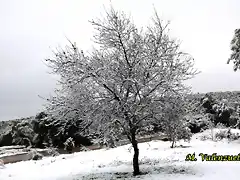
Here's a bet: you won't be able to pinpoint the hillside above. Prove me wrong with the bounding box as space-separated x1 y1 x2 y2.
1 91 240 150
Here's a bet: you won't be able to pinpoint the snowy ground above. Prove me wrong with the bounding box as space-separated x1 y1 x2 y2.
1 129 240 180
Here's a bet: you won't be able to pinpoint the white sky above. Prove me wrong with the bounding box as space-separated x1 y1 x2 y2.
0 0 240 120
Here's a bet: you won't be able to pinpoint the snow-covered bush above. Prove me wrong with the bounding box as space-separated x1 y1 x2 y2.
200 128 240 141
177 126 192 142
199 94 235 127
45 148 59 157
213 102 232 126
31 152 43 160
200 134 211 141
215 123 227 129
64 137 75 153
215 129 240 141
187 114 210 133
79 145 90 151
214 130 227 140
32 115 92 148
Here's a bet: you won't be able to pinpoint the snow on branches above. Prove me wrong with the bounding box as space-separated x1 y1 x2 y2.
44 7 198 175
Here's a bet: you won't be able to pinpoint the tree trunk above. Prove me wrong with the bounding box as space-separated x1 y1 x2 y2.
171 139 175 148
171 136 175 148
131 132 140 176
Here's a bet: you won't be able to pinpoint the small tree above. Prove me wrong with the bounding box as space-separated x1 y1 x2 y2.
161 96 192 148
207 120 215 141
227 29 240 71
44 7 198 175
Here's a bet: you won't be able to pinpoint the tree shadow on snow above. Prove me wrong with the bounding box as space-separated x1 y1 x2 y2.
70 163 197 180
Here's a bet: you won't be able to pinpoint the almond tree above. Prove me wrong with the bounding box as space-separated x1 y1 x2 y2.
44 7 198 176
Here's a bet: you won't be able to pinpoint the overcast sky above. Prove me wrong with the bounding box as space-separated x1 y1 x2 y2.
0 0 240 120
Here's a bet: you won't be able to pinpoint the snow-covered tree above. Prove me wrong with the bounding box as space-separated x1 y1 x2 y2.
44 7 198 175
161 96 192 148
227 29 240 71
